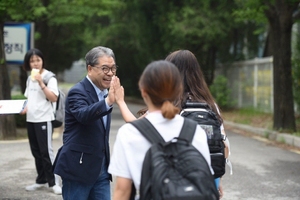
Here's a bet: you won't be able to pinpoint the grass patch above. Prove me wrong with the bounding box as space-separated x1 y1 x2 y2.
59 82 74 89
222 108 273 130
264 132 270 138
292 131 300 137
278 136 286 144
222 108 300 135
296 115 300 135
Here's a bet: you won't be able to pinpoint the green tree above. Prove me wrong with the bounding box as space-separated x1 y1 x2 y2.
93 0 250 91
210 75 233 109
0 0 43 139
152 0 235 84
0 0 116 139
85 0 166 96
292 27 300 111
33 0 117 73
234 0 300 132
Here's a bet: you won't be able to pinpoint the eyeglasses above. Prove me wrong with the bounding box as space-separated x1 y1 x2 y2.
92 65 118 74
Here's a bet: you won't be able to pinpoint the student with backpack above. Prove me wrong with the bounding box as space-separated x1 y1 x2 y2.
20 48 62 194
165 50 231 198
43 71 66 128
108 60 219 200
113 50 231 199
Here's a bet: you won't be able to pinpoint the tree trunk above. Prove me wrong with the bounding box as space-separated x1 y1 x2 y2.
206 46 217 86
265 1 297 132
0 22 17 139
19 65 28 94
263 27 273 57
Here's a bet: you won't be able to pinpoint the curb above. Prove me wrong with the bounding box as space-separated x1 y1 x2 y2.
123 98 300 149
225 121 300 149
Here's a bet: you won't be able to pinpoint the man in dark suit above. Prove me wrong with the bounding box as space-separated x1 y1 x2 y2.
54 46 120 200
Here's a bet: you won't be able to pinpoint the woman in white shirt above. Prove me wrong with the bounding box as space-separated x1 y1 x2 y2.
165 50 230 197
108 60 213 200
21 48 61 194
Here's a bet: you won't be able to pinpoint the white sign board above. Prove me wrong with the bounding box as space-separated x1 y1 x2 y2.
4 23 34 64
0 100 27 114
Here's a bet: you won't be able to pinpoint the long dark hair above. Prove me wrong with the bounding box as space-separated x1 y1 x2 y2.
165 50 223 123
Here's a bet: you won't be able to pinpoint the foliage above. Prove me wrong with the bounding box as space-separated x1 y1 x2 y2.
232 0 299 131
292 21 300 112
3 0 45 21
232 0 268 24
1 0 119 74
1 0 299 132
150 0 244 84
32 0 119 73
209 75 234 109
292 57 300 109
84 0 166 96
89 0 262 95
222 107 273 130
1 0 266 97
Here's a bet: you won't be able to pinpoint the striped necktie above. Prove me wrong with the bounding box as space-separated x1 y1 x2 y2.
98 91 107 128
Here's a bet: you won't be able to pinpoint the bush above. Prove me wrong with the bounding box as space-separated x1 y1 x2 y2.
209 75 234 109
292 58 300 113
12 94 27 128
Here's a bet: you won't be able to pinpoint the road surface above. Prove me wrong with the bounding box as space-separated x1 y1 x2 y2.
0 102 299 200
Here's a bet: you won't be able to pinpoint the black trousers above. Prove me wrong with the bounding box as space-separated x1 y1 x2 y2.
27 121 55 187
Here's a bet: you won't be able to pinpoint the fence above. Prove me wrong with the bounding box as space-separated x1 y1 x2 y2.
216 56 274 113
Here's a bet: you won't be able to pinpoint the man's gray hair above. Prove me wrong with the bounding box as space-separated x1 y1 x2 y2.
85 46 115 69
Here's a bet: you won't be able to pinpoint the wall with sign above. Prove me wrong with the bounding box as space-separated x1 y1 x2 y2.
4 23 34 64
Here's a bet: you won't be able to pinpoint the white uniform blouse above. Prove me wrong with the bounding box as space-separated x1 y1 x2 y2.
24 69 59 122
108 112 213 190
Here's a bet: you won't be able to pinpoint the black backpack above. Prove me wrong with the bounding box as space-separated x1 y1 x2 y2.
130 117 219 200
180 102 226 178
43 71 66 128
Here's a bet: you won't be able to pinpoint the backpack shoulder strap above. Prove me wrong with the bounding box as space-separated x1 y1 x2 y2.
26 76 30 86
130 118 165 144
178 118 198 143
43 71 56 85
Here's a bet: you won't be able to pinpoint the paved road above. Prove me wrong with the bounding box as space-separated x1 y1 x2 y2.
222 130 300 200
0 102 300 200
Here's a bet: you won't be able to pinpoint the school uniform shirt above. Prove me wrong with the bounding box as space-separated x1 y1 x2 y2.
108 111 213 190
24 69 59 122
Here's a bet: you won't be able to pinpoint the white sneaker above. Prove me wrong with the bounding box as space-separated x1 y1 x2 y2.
52 184 62 195
25 183 47 191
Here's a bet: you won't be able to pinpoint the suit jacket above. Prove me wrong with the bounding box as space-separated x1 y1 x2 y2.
54 77 112 184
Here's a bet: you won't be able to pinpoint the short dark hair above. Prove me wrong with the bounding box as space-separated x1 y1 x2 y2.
23 48 45 71
85 46 115 69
